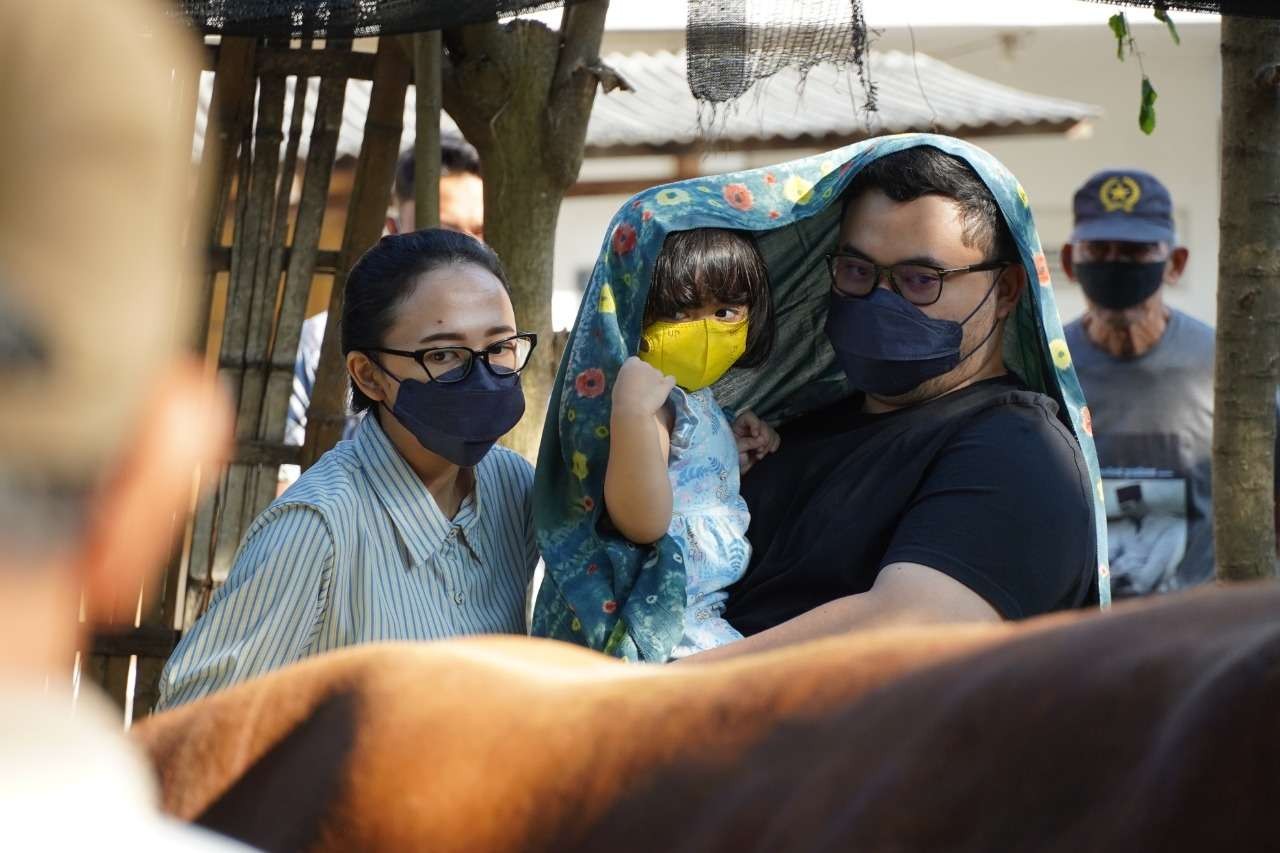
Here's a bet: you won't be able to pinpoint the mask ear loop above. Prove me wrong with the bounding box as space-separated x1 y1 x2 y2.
355 352 409 430
953 266 1011 366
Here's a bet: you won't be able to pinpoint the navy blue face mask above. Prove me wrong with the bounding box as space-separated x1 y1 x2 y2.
376 361 525 468
1073 261 1165 310
824 276 1003 398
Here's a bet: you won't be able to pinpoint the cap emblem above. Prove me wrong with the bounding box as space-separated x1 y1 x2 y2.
1099 176 1142 213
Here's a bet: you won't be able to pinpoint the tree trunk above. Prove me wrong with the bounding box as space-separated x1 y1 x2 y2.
443 2 611 459
1214 15 1280 581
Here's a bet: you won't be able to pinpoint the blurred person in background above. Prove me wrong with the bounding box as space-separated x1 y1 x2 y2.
1061 169 1280 598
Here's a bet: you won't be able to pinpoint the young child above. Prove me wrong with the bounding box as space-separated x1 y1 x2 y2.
605 228 780 660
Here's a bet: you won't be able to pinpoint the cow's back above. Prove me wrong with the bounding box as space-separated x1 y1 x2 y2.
573 583 1280 852
135 622 1010 851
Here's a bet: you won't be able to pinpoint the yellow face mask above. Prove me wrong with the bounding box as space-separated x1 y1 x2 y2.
637 317 748 391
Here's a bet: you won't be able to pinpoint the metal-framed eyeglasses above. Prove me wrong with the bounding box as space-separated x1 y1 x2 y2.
364 332 538 382
826 252 1013 307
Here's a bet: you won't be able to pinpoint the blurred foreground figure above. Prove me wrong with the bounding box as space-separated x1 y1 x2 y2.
0 0 241 848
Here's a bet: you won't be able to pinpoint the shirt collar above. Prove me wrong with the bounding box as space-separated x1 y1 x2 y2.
353 414 465 571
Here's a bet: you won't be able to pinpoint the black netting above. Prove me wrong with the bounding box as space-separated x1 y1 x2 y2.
1079 0 1279 18
686 0 874 108
176 0 589 38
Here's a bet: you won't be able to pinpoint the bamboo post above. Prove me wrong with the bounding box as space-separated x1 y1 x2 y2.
252 39 353 514
242 53 312 514
185 43 285 621
230 65 288 485
184 42 260 628
212 61 288 585
414 32 442 229
193 39 257 351
302 38 411 468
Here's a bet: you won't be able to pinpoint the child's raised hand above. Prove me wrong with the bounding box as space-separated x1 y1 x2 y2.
732 409 781 475
612 356 676 418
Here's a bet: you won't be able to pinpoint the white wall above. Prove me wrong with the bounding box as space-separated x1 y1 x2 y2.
550 19 1222 330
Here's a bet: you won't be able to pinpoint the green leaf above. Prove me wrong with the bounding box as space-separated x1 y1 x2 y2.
1154 5 1182 45
1139 76 1158 134
1109 13 1129 60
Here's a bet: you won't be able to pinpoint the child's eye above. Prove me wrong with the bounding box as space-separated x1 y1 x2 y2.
714 306 745 321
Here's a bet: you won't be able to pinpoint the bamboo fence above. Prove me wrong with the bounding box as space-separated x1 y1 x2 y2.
84 33 423 724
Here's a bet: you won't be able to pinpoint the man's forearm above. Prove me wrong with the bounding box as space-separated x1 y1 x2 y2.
677 594 889 664
677 563 1001 664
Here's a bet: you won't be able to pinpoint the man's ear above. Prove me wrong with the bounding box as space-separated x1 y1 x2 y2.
1060 243 1077 282
995 264 1027 320
1165 246 1190 285
347 351 388 407
79 358 231 624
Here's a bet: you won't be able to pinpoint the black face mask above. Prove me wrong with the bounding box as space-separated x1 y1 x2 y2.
823 276 1002 398
376 361 525 468
1074 261 1165 310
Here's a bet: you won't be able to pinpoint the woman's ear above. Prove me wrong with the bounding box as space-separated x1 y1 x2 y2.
995 264 1027 320
347 351 389 406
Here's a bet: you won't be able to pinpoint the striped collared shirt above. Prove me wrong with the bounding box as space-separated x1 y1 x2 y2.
157 415 537 710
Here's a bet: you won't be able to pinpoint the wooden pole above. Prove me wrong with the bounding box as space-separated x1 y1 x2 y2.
1214 15 1280 581
192 39 257 351
255 40 352 498
184 43 260 627
210 61 288 585
414 32 443 229
243 57 311 515
302 38 411 468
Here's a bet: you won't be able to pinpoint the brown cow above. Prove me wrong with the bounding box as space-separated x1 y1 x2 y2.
573 582 1280 853
136 583 1280 852
137 621 1011 850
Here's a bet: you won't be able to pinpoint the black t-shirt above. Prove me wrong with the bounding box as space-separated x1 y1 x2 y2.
723 376 1098 635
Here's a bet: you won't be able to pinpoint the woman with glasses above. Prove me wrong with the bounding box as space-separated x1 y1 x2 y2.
157 229 540 709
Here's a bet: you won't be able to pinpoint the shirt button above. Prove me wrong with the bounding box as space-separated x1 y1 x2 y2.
453 590 465 605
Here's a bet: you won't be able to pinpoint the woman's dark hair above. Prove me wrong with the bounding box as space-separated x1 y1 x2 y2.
341 228 509 413
842 146 1019 263
645 228 775 369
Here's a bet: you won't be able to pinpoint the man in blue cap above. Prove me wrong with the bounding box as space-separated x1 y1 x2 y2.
1062 169 1278 596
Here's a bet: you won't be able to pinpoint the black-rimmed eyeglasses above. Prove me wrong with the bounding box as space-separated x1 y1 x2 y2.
364 332 538 383
826 253 1012 307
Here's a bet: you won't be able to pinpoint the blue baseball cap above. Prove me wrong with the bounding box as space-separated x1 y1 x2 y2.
1070 169 1176 244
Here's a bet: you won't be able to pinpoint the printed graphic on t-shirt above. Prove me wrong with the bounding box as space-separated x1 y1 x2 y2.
1101 468 1188 597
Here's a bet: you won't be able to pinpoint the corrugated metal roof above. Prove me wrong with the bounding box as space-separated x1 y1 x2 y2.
584 50 1100 155
194 48 1098 161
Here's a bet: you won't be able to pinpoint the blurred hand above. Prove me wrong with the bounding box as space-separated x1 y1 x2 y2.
733 409 781 475
612 357 676 418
